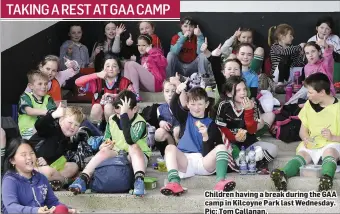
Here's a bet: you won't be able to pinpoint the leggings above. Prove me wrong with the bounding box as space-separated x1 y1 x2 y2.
124 61 155 94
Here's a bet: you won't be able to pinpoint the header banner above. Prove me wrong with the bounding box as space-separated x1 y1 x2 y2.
1 0 180 19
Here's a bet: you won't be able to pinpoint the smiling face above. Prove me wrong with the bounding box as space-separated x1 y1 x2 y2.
187 98 209 118
237 46 254 67
69 26 82 43
40 60 58 81
28 76 48 99
228 81 248 104
317 23 331 39
139 21 154 36
224 61 241 78
10 143 37 177
137 38 151 55
304 45 321 64
59 115 81 137
163 82 176 104
105 22 117 40
238 31 253 44
104 58 120 78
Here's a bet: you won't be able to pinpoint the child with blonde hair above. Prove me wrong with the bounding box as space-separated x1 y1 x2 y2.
139 21 162 50
29 105 86 191
18 71 56 140
25 55 79 101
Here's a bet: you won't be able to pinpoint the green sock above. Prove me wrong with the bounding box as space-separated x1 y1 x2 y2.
250 55 264 74
282 155 306 178
216 151 228 182
322 156 337 178
168 169 180 184
231 145 240 160
256 124 269 137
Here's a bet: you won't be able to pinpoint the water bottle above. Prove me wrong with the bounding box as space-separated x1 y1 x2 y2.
285 85 293 102
247 146 257 175
239 146 248 175
293 71 302 93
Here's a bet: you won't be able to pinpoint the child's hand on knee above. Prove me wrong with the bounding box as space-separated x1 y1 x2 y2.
159 121 171 132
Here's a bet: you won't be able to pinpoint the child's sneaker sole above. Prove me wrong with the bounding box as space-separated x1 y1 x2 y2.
50 180 63 191
223 181 236 192
319 175 333 191
69 187 82 195
161 187 187 196
271 169 287 191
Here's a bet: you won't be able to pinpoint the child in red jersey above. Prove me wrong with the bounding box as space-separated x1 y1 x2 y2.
166 17 210 80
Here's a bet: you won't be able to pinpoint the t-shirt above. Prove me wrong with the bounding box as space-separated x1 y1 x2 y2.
296 98 340 151
242 70 258 88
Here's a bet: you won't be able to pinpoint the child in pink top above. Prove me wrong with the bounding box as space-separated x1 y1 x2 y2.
124 34 167 101
286 39 335 105
304 39 335 95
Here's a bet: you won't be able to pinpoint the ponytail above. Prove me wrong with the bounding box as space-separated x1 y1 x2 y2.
268 26 277 47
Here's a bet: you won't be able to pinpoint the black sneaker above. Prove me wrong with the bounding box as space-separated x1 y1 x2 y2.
319 174 333 191
271 169 288 191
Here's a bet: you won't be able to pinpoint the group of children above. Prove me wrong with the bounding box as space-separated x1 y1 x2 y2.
1 15 340 213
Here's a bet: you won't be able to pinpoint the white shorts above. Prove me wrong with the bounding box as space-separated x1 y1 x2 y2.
297 143 340 166
178 153 215 179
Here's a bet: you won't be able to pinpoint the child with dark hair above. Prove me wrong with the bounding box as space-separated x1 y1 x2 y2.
75 53 132 124
215 76 278 174
60 23 89 69
272 73 340 192
160 80 235 196
166 17 210 80
1 138 76 214
124 34 167 101
139 21 162 50
286 40 335 104
69 90 151 196
308 16 340 61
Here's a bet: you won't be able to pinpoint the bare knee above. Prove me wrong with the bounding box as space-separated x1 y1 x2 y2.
322 148 340 160
129 144 142 154
165 144 177 154
104 104 114 119
98 147 114 159
297 151 312 164
155 128 169 141
64 162 79 174
254 47 264 57
227 53 237 60
39 166 58 180
215 144 227 152
90 104 103 122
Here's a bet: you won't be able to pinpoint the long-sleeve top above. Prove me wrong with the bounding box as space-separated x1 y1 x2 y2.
221 35 235 58
170 92 223 156
2 171 62 214
60 40 89 69
170 32 204 63
308 34 340 60
141 48 167 91
90 38 122 64
215 98 260 149
29 111 70 165
304 46 336 95
270 43 305 74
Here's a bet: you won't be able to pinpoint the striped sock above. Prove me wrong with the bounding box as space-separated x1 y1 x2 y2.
322 156 337 178
216 151 228 182
167 169 180 184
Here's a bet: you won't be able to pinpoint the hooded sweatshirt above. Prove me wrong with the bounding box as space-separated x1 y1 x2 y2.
1 170 61 214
